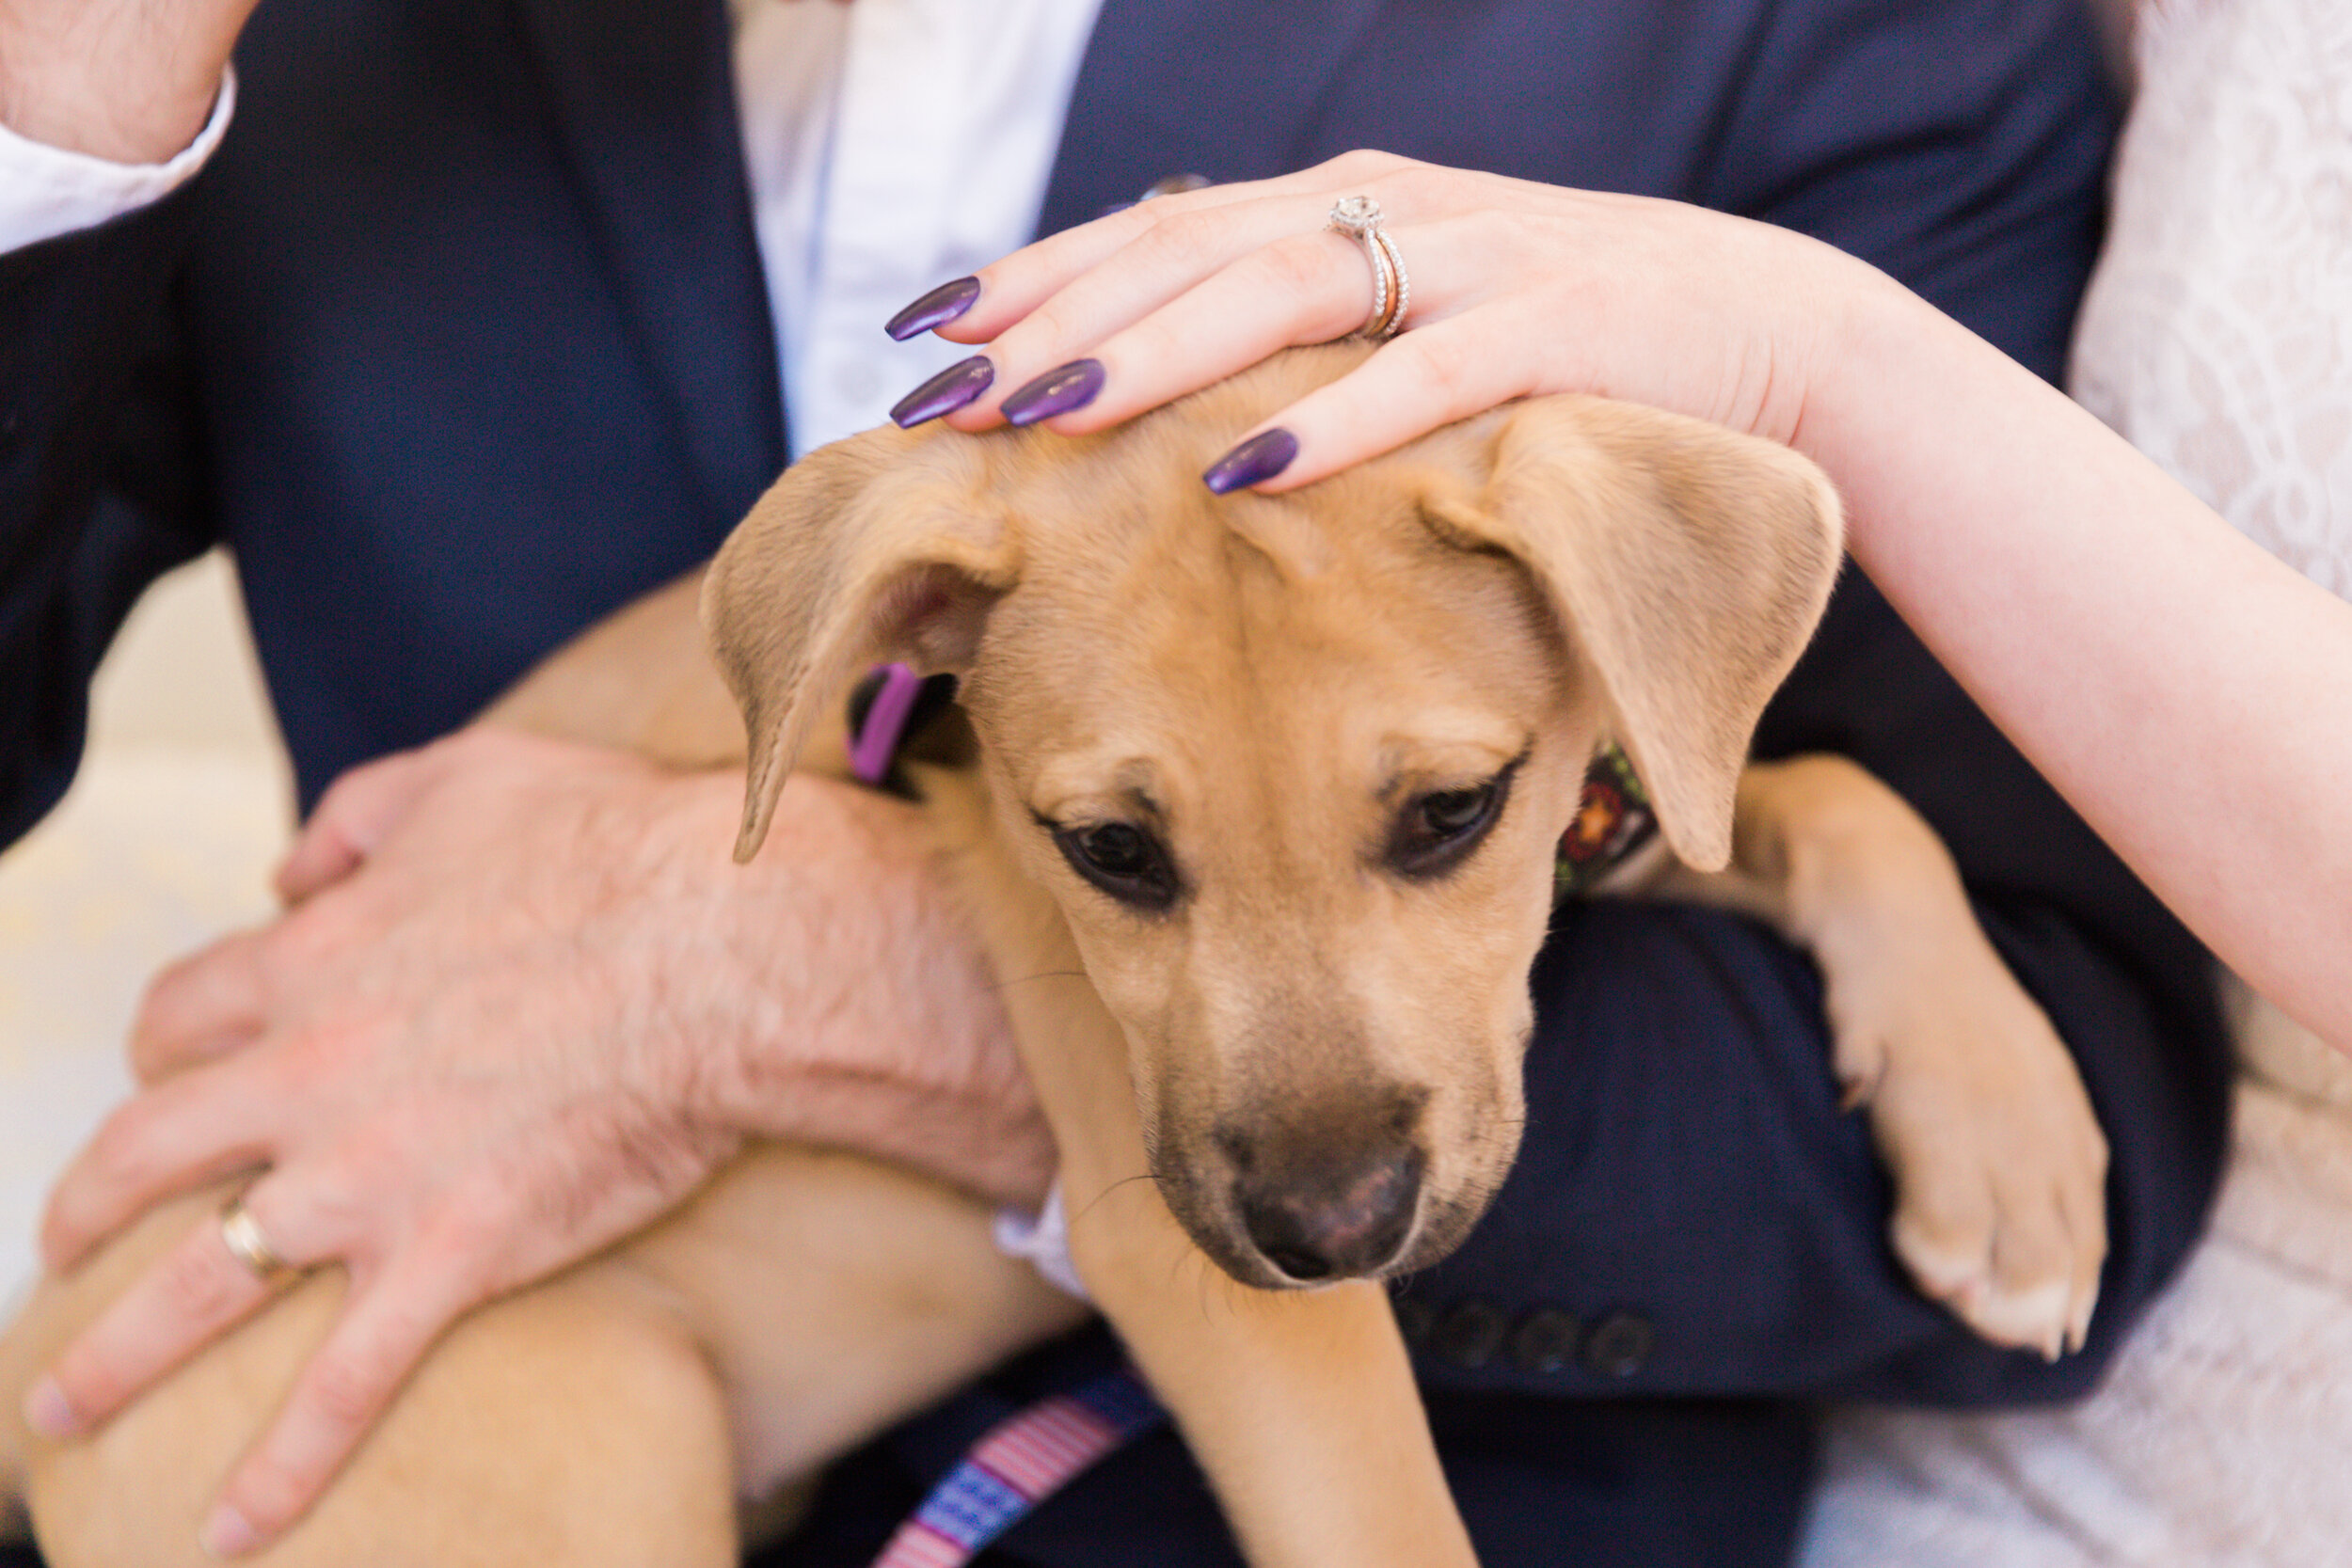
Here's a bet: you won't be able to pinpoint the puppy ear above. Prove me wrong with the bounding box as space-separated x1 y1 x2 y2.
1422 396 1843 870
701 426 1016 862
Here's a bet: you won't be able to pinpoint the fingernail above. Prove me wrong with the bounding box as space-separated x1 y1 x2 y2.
200 1503 262 1559
1202 428 1299 494
883 276 981 341
999 358 1105 427
22 1376 81 1438
889 356 994 428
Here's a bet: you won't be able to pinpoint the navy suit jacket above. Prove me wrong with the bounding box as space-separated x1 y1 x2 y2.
0 1 2228 1561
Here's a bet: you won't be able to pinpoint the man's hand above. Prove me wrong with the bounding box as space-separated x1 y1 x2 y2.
0 0 255 162
20 725 1050 1556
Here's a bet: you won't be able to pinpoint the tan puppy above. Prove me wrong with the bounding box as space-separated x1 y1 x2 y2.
2 345 2106 1565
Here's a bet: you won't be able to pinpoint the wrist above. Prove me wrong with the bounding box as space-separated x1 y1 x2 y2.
0 8 248 164
654 768 1050 1206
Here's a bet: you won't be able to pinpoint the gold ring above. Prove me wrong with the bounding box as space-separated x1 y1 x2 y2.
1326 196 1411 341
220 1196 303 1289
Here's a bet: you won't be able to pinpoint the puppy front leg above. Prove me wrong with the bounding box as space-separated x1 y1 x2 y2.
961 859 1475 1568
1650 753 2107 1356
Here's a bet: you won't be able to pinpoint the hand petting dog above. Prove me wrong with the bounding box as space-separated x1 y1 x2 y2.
901 151 2352 1055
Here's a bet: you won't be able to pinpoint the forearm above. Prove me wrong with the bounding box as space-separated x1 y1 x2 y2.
1806 269 2352 1049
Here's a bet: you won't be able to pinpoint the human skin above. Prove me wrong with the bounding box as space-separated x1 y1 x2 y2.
23 720 1055 1557
912 150 2352 1055
0 0 252 162
28 142 2351 1556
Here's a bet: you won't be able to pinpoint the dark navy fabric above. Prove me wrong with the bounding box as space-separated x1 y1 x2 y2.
0 0 2229 1564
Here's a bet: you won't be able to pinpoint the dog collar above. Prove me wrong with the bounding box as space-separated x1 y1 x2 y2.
847 662 962 794
1555 744 1657 899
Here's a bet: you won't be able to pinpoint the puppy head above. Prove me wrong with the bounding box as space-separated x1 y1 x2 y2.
705 345 1841 1287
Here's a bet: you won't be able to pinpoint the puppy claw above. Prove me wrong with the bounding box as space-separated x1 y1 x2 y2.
1946 1275 2074 1356
2067 1280 2100 1354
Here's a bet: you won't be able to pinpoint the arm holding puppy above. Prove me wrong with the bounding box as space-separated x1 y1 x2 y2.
922 156 2352 1051
25 570 1057 1555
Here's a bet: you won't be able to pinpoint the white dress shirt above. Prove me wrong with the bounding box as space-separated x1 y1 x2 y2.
0 0 1106 456
0 77 237 254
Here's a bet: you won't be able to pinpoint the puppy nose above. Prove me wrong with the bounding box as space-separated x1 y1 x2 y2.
1236 1149 1423 1282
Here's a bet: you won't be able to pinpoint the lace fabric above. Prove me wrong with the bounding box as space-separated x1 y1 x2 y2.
1803 4 2352 1562
2070 0 2352 596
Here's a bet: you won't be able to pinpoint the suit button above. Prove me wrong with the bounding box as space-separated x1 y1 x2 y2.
1507 1307 1582 1373
1393 1295 1438 1351
1431 1299 1508 1370
1581 1311 1656 1379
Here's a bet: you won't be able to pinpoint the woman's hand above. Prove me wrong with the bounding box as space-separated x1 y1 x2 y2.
887 150 1885 492
22 726 1049 1557
897 160 2352 1060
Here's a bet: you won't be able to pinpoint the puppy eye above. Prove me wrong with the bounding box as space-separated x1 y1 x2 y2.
1420 786 1492 837
1390 768 1514 879
1052 820 1182 911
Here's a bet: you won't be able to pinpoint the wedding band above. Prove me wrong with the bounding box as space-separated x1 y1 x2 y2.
220 1196 303 1289
1326 196 1411 341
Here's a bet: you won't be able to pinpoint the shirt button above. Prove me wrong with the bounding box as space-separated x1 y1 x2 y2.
1581 1310 1657 1380
1507 1307 1582 1374
1430 1299 1508 1370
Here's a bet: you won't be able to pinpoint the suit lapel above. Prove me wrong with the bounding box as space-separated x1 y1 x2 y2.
1038 0 1391 236
513 0 785 523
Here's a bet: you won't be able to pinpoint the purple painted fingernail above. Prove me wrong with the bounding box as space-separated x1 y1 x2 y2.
1202 428 1300 494
23 1375 81 1438
890 356 995 428
884 276 981 341
999 358 1106 427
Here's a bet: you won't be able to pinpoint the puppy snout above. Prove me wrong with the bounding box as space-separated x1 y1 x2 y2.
1235 1148 1424 1282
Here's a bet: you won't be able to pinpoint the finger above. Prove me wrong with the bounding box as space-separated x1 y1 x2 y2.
959 216 1398 439
951 203 1538 456
23 1187 306 1438
199 1258 472 1558
944 196 1354 430
1197 307 1546 492
274 746 441 904
938 150 1422 343
128 927 273 1083
40 1061 279 1270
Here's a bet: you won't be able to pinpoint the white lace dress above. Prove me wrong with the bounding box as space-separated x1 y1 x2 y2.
1800 1 2352 1561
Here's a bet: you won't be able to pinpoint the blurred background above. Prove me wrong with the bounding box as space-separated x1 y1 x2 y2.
0 549 290 1305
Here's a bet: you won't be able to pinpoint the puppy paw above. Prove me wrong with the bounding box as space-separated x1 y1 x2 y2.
1834 958 2108 1360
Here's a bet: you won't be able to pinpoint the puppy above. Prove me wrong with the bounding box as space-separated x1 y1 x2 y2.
2 344 2106 1565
